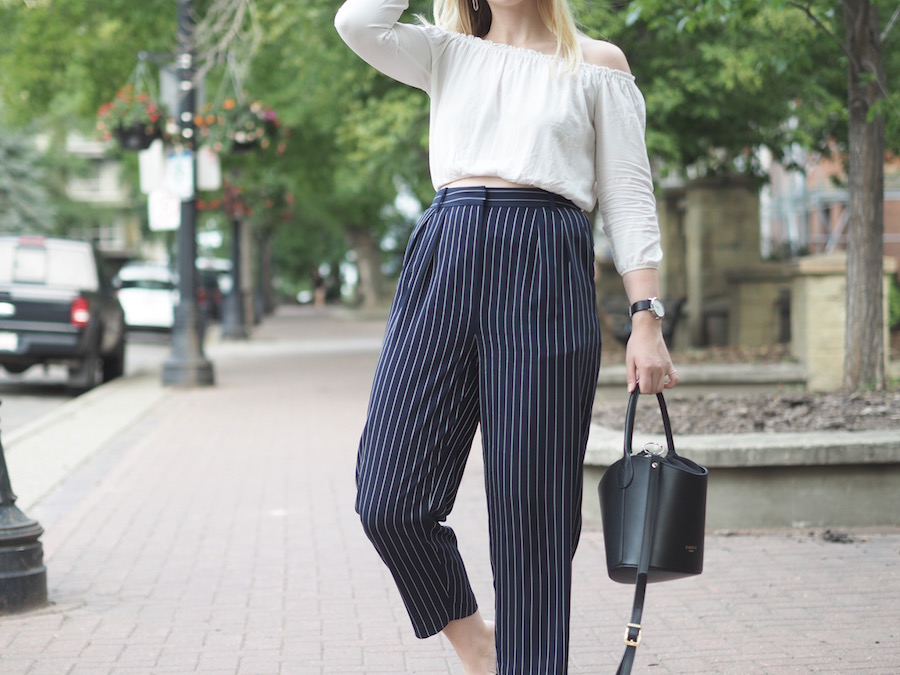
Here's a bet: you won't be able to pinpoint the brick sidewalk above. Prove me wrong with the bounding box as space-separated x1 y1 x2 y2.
1 306 898 673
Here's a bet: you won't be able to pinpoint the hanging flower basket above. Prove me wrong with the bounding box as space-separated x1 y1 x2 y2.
195 98 281 155
97 84 168 151
113 122 163 151
230 132 261 153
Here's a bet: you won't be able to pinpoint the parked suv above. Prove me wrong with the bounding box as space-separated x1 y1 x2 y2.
0 235 127 391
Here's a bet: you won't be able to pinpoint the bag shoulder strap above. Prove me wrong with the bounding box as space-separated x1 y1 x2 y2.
615 453 661 675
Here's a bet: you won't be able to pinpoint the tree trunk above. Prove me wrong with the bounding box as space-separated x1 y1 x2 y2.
842 0 886 391
346 227 386 309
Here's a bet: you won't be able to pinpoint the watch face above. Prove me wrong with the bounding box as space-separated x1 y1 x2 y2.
650 298 665 318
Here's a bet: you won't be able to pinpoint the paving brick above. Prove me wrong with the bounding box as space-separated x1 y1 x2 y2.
29 661 78 675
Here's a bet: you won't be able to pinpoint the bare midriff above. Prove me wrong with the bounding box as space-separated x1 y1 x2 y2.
442 176 534 190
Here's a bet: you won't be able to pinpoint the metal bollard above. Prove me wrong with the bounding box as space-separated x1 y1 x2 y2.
0 401 48 614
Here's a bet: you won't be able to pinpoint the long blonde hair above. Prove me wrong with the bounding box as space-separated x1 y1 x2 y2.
431 0 581 69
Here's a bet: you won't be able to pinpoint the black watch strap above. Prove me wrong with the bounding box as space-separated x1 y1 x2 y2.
629 299 652 317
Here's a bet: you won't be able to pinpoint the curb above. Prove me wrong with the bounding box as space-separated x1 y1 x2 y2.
584 423 900 468
5 372 170 511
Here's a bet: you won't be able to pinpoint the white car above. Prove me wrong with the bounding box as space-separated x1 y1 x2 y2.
115 263 178 331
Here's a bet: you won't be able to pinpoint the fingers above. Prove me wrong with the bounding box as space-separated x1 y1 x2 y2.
634 366 679 394
627 361 638 393
664 367 679 389
624 326 678 394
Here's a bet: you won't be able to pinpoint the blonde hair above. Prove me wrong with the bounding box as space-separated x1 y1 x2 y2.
431 0 581 69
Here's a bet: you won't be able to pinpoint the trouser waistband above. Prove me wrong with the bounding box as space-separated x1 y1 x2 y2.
431 186 581 211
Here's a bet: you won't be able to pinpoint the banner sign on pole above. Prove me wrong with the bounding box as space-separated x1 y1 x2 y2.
148 190 181 232
138 139 165 195
165 150 195 200
197 146 222 191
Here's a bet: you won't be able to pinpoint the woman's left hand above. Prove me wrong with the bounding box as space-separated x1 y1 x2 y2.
625 313 678 394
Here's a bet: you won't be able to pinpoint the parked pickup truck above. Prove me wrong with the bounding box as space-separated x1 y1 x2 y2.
0 235 127 392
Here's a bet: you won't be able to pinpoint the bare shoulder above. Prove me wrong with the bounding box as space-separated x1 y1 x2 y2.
579 37 631 74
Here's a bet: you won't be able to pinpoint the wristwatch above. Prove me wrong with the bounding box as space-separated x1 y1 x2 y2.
629 297 665 319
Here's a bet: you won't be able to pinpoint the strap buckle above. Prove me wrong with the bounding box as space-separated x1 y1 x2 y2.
624 623 642 647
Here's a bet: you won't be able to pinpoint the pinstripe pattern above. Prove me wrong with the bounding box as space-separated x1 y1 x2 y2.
356 187 602 674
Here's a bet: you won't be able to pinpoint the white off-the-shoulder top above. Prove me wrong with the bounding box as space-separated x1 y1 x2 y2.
334 0 661 274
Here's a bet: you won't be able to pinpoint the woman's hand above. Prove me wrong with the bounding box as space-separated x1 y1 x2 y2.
620 269 678 394
626 313 678 394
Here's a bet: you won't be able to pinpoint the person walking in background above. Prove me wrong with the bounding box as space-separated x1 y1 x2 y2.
312 269 326 310
335 0 678 671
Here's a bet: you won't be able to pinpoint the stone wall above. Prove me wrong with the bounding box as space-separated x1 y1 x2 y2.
660 176 762 347
607 177 897 387
726 265 793 348
789 253 897 391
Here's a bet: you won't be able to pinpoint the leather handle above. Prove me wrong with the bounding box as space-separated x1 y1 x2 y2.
617 384 678 488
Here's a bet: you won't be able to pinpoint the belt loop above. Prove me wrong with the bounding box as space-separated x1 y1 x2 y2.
479 186 489 230
549 193 557 209
436 188 448 209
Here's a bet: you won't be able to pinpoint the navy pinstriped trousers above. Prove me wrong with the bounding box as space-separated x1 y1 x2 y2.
356 187 602 674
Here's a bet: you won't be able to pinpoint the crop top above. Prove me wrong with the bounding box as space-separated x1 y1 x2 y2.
334 0 662 274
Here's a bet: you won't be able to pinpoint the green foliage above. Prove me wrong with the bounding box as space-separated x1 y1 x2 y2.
0 119 54 233
0 0 174 128
244 0 433 287
336 86 430 201
581 1 852 176
889 274 900 331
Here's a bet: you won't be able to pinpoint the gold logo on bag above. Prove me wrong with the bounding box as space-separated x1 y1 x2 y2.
685 545 698 553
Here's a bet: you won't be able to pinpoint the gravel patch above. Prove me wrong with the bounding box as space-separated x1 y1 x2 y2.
593 389 900 435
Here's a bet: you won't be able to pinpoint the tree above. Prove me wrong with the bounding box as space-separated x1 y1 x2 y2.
0 119 54 233
579 2 843 174
244 0 433 307
0 132 53 233
0 1 176 128
840 1 892 390
612 0 899 391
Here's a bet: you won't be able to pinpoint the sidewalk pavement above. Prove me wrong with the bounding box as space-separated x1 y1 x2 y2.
1 305 898 674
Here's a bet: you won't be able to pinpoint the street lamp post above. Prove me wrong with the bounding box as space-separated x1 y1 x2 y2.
221 178 249 339
221 215 248 339
0 402 47 614
162 0 215 387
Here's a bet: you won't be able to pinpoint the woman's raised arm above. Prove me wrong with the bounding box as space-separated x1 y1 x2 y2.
335 0 435 92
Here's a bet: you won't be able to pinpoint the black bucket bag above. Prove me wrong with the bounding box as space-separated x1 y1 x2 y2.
598 385 708 674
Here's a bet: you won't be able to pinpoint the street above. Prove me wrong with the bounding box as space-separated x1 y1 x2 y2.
0 332 172 434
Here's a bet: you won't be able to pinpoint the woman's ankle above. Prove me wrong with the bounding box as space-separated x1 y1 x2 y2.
443 611 497 675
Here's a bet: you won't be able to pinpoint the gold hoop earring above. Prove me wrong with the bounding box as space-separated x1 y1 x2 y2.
472 0 479 10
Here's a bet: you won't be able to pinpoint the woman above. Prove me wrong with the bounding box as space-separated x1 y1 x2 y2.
335 0 678 671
